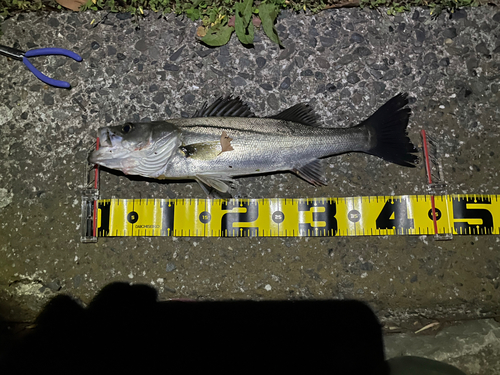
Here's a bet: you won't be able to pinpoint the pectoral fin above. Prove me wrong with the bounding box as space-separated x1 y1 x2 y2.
196 179 233 199
180 142 220 160
196 173 235 193
292 159 327 187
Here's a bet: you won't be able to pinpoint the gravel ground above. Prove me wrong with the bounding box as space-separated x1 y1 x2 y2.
0 7 499 359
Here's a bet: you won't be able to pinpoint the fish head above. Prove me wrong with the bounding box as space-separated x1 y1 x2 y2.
88 122 179 177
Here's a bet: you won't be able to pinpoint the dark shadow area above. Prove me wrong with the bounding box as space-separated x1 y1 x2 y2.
0 282 389 374
0 313 30 360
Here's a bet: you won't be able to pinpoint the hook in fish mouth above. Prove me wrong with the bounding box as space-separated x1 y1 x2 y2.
105 129 112 147
88 129 116 164
98 129 113 148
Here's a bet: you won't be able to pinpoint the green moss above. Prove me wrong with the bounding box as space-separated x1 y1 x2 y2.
0 0 485 17
359 0 481 16
0 0 489 42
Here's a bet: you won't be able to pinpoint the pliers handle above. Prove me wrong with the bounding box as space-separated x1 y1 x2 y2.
0 44 82 89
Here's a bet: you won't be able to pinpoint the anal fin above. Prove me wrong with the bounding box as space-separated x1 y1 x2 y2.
292 159 327 187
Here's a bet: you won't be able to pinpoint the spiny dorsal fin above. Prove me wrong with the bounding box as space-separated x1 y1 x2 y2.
268 103 318 126
193 96 255 118
292 159 327 186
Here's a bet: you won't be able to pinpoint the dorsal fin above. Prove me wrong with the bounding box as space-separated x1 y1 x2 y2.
268 103 318 126
193 96 255 118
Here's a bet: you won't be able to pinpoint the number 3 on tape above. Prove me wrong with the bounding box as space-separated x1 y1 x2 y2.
298 200 337 237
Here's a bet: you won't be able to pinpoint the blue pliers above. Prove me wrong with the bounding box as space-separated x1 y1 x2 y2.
0 44 82 89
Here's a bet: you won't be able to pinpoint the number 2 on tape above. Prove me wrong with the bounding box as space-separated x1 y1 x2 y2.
221 200 259 237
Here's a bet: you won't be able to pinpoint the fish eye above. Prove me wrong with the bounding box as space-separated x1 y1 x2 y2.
122 124 133 134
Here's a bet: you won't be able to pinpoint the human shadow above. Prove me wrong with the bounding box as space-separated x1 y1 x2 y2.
0 282 389 374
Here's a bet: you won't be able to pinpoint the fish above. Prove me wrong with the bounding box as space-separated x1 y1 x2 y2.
89 93 418 196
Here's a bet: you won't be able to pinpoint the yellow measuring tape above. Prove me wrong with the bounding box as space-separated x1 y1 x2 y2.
95 194 498 238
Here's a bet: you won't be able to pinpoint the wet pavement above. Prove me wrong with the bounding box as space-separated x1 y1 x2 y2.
0 7 500 372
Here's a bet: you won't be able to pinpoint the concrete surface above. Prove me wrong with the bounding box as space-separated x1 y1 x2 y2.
385 318 500 374
0 5 499 348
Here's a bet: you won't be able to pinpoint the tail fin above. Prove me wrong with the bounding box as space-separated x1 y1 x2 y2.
362 93 418 167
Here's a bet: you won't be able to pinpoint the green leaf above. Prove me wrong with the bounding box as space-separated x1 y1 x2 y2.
235 0 254 45
257 3 282 46
211 12 219 23
201 25 235 47
186 7 201 21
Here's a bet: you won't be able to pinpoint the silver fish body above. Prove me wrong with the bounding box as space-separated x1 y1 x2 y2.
89 94 417 195
164 117 370 177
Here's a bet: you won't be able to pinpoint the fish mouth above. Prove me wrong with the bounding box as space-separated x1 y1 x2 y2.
88 128 122 165
88 148 101 165
98 128 113 148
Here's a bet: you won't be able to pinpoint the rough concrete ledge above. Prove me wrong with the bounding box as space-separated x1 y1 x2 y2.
385 318 500 374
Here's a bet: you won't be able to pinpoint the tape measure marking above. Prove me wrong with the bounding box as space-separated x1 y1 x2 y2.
95 194 499 237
